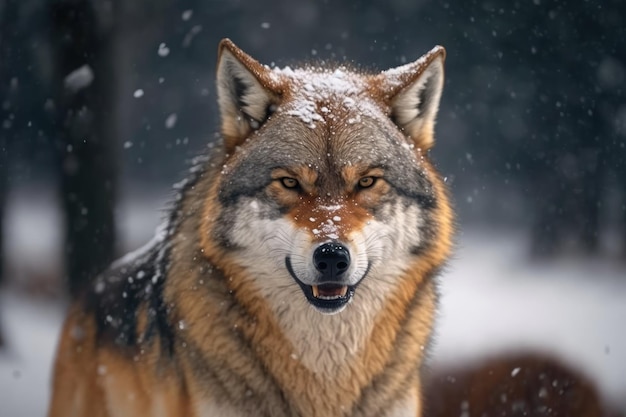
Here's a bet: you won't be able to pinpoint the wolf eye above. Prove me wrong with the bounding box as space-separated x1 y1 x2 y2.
280 177 300 189
358 176 377 189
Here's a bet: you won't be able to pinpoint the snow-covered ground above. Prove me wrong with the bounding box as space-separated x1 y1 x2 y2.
0 292 64 417
1 187 625 416
433 231 626 410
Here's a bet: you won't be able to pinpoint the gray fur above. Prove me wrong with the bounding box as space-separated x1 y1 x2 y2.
218 113 436 210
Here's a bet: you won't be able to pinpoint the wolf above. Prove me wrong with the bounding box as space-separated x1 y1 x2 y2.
48 39 454 417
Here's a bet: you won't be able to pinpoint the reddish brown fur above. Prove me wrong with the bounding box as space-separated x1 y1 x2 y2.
425 353 607 417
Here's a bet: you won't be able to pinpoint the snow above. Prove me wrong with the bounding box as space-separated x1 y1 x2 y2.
63 64 94 92
3 190 64 287
380 45 442 89
269 66 384 129
181 10 193 21
433 229 626 409
0 292 64 417
157 43 170 57
164 113 178 129
108 222 165 271
182 25 202 48
1 190 625 414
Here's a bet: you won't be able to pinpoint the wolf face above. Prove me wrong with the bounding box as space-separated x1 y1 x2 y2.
203 40 449 317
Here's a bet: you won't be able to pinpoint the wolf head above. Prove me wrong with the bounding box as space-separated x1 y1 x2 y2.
200 39 452 317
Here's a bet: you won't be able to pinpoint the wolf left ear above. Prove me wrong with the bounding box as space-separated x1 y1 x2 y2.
216 39 281 153
376 46 446 150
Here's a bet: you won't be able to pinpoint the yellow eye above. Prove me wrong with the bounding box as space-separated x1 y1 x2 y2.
280 177 299 189
358 176 376 189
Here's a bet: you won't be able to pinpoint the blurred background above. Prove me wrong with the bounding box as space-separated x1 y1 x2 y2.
0 0 625 416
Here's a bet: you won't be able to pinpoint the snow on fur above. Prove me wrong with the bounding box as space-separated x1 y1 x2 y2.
270 66 384 129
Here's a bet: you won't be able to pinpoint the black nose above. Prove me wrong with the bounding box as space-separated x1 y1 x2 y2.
313 243 351 279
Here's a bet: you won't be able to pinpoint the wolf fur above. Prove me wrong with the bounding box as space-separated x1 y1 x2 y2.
48 39 454 417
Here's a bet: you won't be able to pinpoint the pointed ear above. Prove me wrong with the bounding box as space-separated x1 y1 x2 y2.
376 46 446 150
216 39 280 153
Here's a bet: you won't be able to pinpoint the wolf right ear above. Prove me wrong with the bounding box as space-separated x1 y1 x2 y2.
216 39 281 153
376 46 446 150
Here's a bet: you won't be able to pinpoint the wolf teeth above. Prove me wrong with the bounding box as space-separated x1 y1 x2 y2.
316 294 343 300
312 285 320 298
311 285 348 299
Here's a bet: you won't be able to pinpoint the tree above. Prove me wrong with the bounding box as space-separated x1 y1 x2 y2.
47 0 119 297
0 0 26 347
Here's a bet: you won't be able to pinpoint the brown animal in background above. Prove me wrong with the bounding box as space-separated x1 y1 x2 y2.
424 353 607 417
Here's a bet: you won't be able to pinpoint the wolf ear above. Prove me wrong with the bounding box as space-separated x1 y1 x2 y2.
377 46 445 150
216 39 280 153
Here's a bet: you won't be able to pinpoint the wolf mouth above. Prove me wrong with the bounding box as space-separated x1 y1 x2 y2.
312 284 348 299
285 257 365 313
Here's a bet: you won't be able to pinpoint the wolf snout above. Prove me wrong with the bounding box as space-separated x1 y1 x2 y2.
313 243 351 280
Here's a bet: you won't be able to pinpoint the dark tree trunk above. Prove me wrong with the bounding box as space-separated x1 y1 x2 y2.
0 127 4 348
0 0 24 287
0 124 5 290
48 0 118 298
0 0 25 348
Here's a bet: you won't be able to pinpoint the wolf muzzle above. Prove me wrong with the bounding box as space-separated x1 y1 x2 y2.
285 242 361 314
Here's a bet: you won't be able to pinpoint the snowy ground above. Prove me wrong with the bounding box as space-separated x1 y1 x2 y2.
0 292 64 417
1 187 625 416
433 231 626 410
